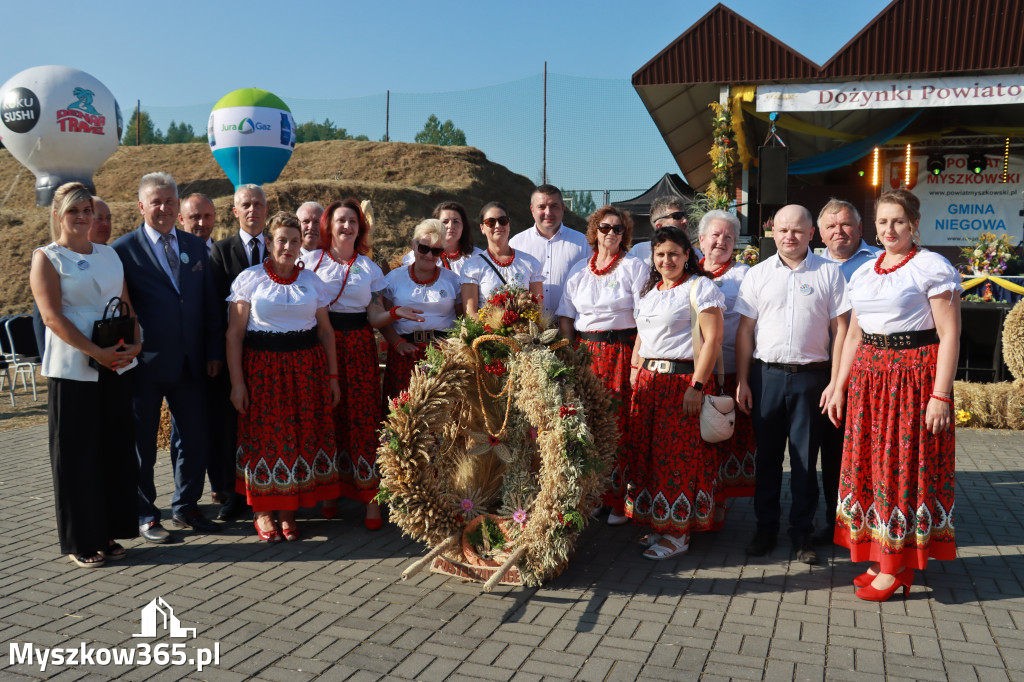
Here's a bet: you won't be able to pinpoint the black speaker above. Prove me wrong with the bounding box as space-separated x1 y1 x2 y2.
758 146 789 205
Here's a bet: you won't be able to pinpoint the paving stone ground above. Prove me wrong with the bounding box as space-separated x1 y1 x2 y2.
0 424 1021 681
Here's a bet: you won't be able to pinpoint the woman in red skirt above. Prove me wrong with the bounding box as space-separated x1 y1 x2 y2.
627 225 725 560
557 205 648 525
827 189 961 601
696 210 756 524
226 212 341 542
302 198 422 529
381 219 462 404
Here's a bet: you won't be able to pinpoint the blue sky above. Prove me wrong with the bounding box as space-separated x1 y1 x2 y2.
2 1 892 192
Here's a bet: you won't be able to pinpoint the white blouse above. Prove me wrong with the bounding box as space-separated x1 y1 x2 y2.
382 266 461 335
556 253 650 332
228 266 330 333
460 250 544 307
707 261 750 373
636 276 726 361
38 243 126 382
401 246 486 277
848 249 962 334
301 250 385 313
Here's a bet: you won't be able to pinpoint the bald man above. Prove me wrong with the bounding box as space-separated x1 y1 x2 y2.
734 204 850 565
179 193 217 253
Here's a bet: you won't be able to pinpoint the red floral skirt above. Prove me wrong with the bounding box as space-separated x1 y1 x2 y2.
625 366 719 535
333 326 382 502
835 342 956 572
382 342 427 407
580 337 632 510
236 345 340 512
715 374 756 499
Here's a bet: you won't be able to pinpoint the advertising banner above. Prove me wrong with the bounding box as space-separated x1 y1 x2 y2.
905 154 1023 247
757 75 1024 112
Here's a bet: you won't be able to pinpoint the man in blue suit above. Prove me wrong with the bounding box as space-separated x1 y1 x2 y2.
112 172 224 542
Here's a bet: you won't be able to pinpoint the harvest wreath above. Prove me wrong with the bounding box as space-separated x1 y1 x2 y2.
375 285 618 588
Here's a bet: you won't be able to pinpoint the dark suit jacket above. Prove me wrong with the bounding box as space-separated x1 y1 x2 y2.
112 226 224 383
210 234 263 313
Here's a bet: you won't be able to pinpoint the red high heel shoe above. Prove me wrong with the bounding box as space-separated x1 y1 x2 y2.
364 503 382 531
254 519 281 543
856 569 914 602
853 571 877 588
321 501 338 520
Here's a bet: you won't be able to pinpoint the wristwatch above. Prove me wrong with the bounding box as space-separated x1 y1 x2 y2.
691 380 704 391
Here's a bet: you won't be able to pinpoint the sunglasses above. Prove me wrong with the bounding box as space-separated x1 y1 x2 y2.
416 242 443 257
482 216 510 228
597 223 626 235
653 211 688 224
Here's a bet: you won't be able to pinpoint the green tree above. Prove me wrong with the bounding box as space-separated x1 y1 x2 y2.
294 118 369 143
164 120 202 144
414 114 466 146
565 190 596 217
121 109 163 145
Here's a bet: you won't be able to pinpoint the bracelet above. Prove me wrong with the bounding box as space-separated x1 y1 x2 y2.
630 364 639 370
930 394 953 405
389 306 400 321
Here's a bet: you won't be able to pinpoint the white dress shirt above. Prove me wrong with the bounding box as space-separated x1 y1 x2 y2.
636 276 726 361
509 224 589 318
227 267 329 333
848 250 962 335
143 223 180 291
734 251 850 364
239 231 266 266
557 254 649 332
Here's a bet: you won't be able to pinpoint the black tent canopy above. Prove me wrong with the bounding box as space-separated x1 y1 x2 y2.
612 173 696 240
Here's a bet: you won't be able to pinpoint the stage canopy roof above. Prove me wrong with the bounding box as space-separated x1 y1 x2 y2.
633 0 1024 191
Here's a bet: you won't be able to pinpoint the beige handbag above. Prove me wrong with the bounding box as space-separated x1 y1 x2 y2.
690 281 736 443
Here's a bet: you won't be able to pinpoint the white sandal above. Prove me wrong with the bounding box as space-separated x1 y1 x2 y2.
607 512 629 526
643 534 689 560
638 533 663 548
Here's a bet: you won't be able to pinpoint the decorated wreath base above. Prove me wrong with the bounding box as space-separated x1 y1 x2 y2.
376 286 618 588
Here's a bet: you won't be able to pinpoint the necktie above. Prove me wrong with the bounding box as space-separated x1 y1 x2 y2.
160 234 180 286
249 239 260 267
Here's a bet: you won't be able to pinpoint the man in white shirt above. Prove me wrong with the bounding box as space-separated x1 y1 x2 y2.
630 196 701 264
508 184 588 319
297 201 324 256
178 193 217 253
813 199 881 544
735 204 850 564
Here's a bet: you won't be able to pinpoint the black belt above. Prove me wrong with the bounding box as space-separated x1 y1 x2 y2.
861 328 938 350
578 328 637 343
245 329 318 352
329 311 368 332
400 329 446 344
758 360 830 373
642 358 694 375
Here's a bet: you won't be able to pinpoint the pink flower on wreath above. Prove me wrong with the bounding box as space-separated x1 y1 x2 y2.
461 499 474 512
513 509 527 525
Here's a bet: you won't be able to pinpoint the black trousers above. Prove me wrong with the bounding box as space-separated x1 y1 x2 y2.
818 415 844 526
750 363 829 540
49 373 139 555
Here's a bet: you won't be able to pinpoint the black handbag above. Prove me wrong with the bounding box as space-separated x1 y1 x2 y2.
89 297 136 370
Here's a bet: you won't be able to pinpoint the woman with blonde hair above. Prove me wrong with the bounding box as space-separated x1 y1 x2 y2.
381 219 461 403
30 182 141 567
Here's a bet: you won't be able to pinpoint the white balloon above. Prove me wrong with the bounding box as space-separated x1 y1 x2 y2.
0 65 121 205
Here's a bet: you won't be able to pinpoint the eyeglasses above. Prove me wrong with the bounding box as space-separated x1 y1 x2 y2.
653 211 687 225
482 216 510 228
416 242 443 257
597 223 626 235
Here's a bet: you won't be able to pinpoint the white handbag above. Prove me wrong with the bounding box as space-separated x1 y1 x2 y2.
690 282 736 443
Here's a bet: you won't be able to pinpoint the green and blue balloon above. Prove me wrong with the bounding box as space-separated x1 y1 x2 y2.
207 88 295 188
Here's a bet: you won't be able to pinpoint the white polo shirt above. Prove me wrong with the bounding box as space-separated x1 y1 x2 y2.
734 251 850 364
509 224 589 319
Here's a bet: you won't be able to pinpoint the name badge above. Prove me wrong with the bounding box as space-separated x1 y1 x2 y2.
76 259 89 270
799 283 813 295
180 252 190 265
